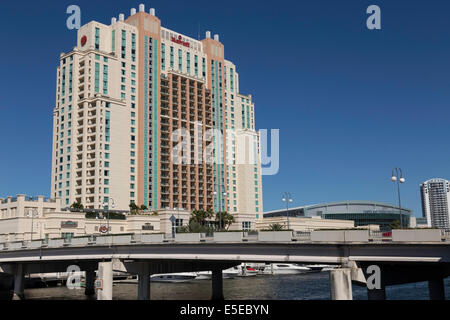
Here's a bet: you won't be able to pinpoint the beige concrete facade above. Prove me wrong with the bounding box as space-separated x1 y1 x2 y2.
0 195 261 241
0 195 190 242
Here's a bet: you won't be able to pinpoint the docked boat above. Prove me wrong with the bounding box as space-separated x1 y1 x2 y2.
261 263 311 275
230 264 258 277
305 264 338 272
150 272 197 283
195 268 238 280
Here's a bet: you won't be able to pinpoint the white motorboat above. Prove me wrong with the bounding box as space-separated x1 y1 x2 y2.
195 269 238 280
305 264 338 272
150 272 197 283
231 264 258 277
262 263 311 275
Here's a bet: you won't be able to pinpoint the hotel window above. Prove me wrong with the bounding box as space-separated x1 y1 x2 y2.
202 58 206 77
170 46 174 68
95 28 100 50
131 33 136 62
194 55 198 76
94 63 100 93
187 52 191 74
104 179 110 185
178 49 183 71
104 188 110 194
161 43 165 70
103 65 108 95
121 30 126 59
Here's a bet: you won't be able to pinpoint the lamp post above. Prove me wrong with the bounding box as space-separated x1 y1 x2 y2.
281 192 293 230
27 208 38 241
101 198 115 235
391 168 406 228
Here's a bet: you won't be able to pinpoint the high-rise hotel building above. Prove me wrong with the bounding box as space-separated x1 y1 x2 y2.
420 178 450 230
51 5 263 217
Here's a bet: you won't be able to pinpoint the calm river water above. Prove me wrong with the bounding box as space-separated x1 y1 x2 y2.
23 271 450 300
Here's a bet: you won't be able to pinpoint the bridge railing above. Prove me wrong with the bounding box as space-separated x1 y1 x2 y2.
1 229 450 251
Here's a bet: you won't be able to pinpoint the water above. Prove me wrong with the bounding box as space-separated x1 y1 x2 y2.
23 272 450 300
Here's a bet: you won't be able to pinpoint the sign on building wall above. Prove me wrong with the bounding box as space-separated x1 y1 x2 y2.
61 221 78 229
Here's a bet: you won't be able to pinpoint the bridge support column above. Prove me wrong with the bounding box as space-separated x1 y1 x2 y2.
13 264 25 300
428 278 446 300
97 261 113 300
137 263 151 301
330 268 352 300
367 285 386 300
211 269 224 301
84 269 96 297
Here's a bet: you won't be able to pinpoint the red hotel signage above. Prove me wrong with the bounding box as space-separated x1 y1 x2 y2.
171 35 190 48
81 36 87 47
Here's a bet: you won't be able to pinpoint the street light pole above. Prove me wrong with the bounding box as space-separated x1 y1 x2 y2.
391 168 406 228
102 198 115 235
29 209 36 241
281 192 293 230
28 208 38 241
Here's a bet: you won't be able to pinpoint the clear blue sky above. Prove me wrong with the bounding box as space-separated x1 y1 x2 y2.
1 0 449 217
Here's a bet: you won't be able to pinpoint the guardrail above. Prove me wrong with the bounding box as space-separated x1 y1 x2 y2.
1 229 449 252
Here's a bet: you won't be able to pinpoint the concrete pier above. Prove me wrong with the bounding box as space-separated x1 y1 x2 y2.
367 286 386 300
428 278 446 300
211 269 224 301
97 261 113 300
13 264 25 300
84 269 96 297
330 268 352 300
137 263 151 301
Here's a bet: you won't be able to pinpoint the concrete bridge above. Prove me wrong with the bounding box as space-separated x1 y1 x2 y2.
0 229 449 300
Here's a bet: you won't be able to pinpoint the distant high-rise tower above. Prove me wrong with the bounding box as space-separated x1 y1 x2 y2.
420 178 450 230
50 5 263 218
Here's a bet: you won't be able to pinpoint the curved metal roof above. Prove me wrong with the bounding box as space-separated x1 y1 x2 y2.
264 200 412 215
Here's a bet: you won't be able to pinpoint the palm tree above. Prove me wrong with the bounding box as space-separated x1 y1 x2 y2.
267 223 285 231
70 202 84 210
